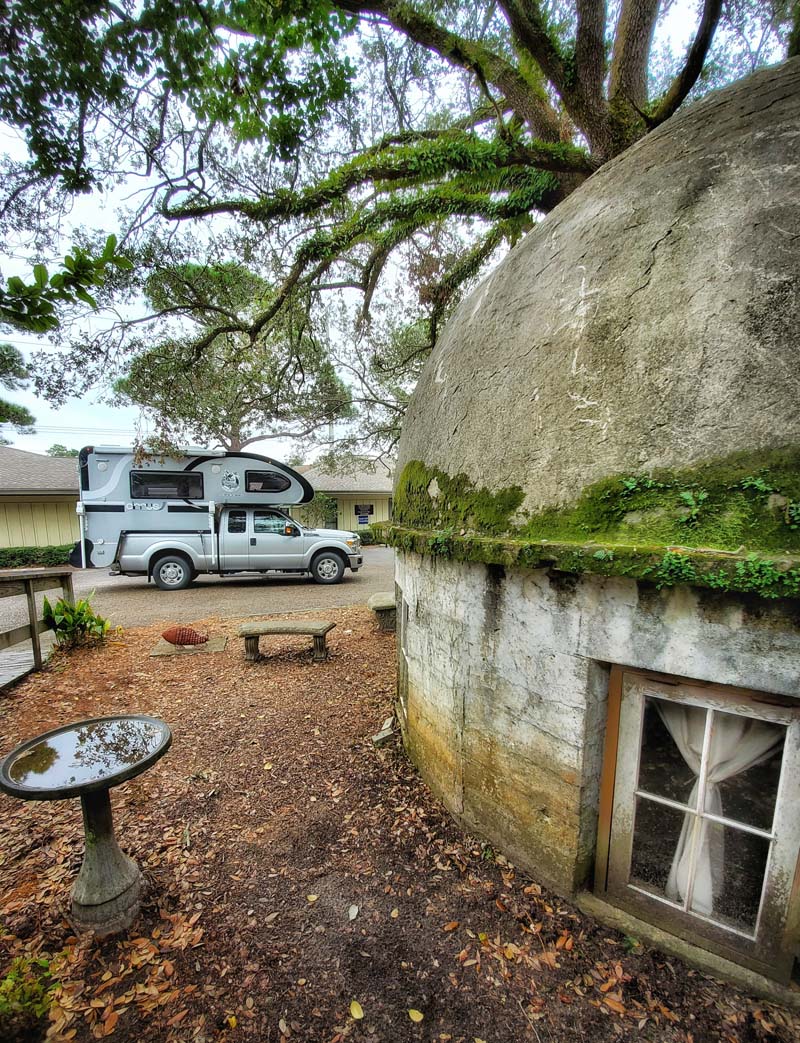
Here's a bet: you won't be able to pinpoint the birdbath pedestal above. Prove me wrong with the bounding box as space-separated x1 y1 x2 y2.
0 715 172 936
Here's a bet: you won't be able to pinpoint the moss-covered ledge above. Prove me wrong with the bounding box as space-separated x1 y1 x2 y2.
381 523 800 599
385 448 800 599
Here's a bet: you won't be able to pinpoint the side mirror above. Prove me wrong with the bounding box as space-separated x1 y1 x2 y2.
284 524 299 536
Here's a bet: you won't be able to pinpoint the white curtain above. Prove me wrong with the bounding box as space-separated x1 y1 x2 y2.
655 702 782 916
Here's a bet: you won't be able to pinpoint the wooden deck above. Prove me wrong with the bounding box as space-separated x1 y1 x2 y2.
0 632 56 691
0 567 73 692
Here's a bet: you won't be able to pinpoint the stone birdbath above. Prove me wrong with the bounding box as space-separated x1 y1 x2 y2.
0 715 172 936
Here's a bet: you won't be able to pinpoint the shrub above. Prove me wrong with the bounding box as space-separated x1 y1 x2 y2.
359 527 375 545
42 595 111 649
0 544 73 568
0 954 56 1042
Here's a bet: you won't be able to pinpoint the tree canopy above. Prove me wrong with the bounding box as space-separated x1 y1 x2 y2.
0 343 34 433
4 0 798 450
113 263 353 449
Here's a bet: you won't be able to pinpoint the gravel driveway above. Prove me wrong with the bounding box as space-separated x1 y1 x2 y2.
2 546 395 631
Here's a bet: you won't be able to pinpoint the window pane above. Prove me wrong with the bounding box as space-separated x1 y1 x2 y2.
705 710 785 831
711 826 770 934
637 697 698 807
630 796 688 901
228 510 246 534
130 471 204 499
253 512 285 534
245 470 291 493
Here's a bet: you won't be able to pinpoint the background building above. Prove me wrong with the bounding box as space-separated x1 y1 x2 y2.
0 446 79 548
293 459 393 532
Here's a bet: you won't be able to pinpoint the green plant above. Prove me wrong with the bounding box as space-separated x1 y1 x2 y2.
649 551 698 589
618 476 662 495
733 554 800 599
678 489 708 524
592 548 614 561
42 595 111 649
740 475 774 493
787 502 800 530
0 544 73 568
426 527 456 556
0 954 56 1031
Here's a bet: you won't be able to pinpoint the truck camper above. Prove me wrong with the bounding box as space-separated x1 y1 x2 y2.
72 446 363 589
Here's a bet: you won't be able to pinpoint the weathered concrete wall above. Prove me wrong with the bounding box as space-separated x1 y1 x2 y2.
396 552 800 895
398 59 800 516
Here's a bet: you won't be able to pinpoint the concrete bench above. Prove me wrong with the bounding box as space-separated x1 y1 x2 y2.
237 620 336 663
367 591 396 632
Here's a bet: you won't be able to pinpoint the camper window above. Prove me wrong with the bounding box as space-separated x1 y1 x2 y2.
245 470 292 493
130 471 204 499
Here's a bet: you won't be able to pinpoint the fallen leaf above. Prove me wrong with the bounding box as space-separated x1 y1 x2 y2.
278 1016 289 1035
443 921 460 932
409 1009 424 1022
604 996 626 1015
307 895 319 904
390 908 399 918
348 905 359 920
350 1000 364 1020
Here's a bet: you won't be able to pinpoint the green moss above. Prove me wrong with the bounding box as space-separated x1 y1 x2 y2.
390 448 800 599
395 448 800 553
394 460 525 535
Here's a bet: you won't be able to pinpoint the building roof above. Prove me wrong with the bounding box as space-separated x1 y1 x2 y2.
0 446 79 495
301 458 393 495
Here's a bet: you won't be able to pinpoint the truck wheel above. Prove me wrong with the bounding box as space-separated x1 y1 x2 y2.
311 552 345 584
152 554 194 590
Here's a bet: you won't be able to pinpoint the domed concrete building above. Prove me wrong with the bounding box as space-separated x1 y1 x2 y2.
390 59 800 992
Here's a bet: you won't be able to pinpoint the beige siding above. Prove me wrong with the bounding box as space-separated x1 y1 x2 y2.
0 497 79 548
335 495 391 532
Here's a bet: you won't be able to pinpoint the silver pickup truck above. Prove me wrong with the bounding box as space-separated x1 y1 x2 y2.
73 446 363 589
112 506 363 589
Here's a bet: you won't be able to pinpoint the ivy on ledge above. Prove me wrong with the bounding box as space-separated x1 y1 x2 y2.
378 524 800 600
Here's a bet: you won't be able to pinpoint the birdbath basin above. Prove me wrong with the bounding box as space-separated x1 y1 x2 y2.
0 715 172 936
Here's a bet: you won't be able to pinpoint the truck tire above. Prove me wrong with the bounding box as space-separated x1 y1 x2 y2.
152 554 194 591
310 551 346 584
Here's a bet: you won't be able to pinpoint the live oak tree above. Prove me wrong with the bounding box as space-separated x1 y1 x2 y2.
112 263 353 451
4 1 798 444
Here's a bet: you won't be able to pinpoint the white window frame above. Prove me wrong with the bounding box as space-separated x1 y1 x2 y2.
596 667 800 982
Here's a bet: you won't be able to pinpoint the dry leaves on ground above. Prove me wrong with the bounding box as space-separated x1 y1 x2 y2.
1 606 797 1043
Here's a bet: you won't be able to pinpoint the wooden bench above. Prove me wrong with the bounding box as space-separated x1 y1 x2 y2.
237 620 336 663
367 591 396 632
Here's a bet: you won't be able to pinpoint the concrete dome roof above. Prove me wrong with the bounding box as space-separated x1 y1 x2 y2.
398 59 800 516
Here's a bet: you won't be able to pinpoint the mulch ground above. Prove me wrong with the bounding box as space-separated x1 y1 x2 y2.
1 606 798 1043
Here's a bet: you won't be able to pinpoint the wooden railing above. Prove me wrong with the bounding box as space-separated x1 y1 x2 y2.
0 568 75 672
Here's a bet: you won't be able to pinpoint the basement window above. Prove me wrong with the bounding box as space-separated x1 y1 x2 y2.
596 668 800 982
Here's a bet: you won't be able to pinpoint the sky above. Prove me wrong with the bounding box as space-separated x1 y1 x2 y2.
0 4 723 461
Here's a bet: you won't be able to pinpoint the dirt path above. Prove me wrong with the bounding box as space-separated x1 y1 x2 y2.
0 608 796 1043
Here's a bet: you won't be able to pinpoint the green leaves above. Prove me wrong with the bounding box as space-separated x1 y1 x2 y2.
1 0 357 187
42 595 112 650
0 238 132 333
